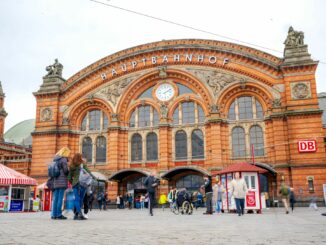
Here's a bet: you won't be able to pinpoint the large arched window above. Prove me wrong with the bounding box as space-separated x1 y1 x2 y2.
192 129 204 159
96 136 106 163
182 102 195 124
80 110 109 131
250 126 264 156
228 96 264 120
146 133 158 161
131 134 142 162
175 130 187 160
129 105 159 128
172 101 205 125
82 137 93 163
232 127 246 157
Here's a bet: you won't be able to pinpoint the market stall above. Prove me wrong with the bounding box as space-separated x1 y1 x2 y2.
215 162 267 214
36 182 52 211
0 163 37 212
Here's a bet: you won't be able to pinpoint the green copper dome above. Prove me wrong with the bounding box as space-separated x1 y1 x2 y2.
4 119 35 146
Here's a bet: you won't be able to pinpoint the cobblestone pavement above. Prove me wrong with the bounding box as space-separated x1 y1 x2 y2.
0 207 325 245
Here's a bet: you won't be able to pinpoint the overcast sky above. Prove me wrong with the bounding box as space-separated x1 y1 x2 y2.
0 0 325 131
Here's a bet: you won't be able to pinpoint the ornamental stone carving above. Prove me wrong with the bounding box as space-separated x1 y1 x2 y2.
40 107 53 122
158 66 167 79
210 104 219 113
45 59 63 77
99 77 132 105
160 104 168 119
272 98 282 108
284 26 304 48
291 82 311 100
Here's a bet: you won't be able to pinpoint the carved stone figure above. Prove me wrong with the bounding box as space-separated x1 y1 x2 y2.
291 82 311 99
160 104 168 118
62 117 70 125
284 26 305 47
158 66 167 79
45 59 63 77
210 104 219 113
111 113 119 122
41 107 53 121
100 78 131 105
272 99 281 108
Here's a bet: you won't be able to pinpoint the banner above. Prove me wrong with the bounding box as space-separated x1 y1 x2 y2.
0 196 9 212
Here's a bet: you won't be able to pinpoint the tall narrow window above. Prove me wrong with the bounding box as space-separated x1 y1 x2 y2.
173 107 179 125
232 127 246 157
138 106 151 127
250 125 264 156
256 100 264 119
228 101 236 120
82 137 93 163
146 133 158 161
81 116 87 131
89 110 101 130
192 129 204 159
129 110 136 128
182 102 195 124
175 130 187 160
197 105 205 123
131 134 142 162
103 113 109 130
96 136 106 163
153 109 159 126
238 97 253 119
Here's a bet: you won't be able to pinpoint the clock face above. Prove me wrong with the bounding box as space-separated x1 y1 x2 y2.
155 83 175 101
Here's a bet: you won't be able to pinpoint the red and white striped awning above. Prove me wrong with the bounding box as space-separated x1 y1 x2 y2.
0 163 37 185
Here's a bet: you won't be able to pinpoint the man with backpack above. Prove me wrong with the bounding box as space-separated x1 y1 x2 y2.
279 183 290 214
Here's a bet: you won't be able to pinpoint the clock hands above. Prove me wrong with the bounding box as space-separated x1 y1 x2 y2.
163 89 172 94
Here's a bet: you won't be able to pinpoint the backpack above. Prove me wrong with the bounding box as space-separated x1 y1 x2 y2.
78 164 93 188
48 160 60 178
280 185 289 196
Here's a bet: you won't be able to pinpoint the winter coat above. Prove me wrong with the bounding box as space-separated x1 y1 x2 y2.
230 178 248 199
53 156 69 189
144 176 159 193
68 163 92 187
204 178 213 194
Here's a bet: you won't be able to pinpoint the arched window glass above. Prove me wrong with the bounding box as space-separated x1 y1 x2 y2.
131 134 142 162
238 97 253 119
146 133 158 161
129 110 136 128
82 137 93 163
198 105 205 123
173 107 179 125
250 126 264 156
175 130 187 160
103 113 108 130
81 115 87 131
192 129 204 159
153 109 159 126
228 101 236 120
232 127 246 157
96 136 106 163
176 175 204 191
256 100 264 119
89 110 101 130
138 87 153 99
177 83 194 95
138 106 151 127
182 102 195 124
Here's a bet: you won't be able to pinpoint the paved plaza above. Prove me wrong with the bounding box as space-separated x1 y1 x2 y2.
0 207 325 245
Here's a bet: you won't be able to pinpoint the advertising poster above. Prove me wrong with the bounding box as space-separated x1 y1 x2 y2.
0 196 9 212
10 200 24 212
246 191 256 208
33 200 40 211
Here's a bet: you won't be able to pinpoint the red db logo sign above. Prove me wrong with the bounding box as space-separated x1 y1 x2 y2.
298 140 317 153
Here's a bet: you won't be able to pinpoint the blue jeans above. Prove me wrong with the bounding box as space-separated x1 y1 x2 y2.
216 200 222 213
51 188 65 218
235 198 245 215
73 184 86 213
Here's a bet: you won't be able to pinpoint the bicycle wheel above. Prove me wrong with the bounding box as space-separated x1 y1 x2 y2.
182 201 191 215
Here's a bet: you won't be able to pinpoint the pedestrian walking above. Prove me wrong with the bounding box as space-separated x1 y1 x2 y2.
68 153 93 220
289 187 296 212
97 192 104 210
50 147 70 220
127 193 133 209
116 195 120 209
140 194 145 210
202 175 213 215
215 180 225 214
279 182 290 214
144 170 160 216
230 172 248 216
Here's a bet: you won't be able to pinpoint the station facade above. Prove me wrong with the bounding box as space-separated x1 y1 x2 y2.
30 28 326 204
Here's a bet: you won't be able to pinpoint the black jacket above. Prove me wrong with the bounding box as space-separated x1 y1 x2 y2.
144 176 159 193
204 178 213 193
53 156 69 189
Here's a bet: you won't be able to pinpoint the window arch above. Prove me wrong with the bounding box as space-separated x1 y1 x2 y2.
192 129 204 159
80 110 109 131
228 96 264 120
232 127 246 157
250 125 264 156
96 136 106 163
82 137 93 163
129 105 159 128
146 133 158 161
131 134 142 162
172 101 205 125
175 130 187 160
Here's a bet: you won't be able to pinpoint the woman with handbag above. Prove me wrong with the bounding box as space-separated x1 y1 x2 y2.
68 153 93 220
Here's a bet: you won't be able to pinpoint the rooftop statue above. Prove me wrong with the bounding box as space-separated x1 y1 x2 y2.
45 59 63 77
284 26 304 47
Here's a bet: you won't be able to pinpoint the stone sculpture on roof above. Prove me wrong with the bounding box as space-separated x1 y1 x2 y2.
284 26 304 47
45 59 63 77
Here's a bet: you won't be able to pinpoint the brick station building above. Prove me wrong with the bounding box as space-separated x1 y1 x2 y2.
30 27 326 204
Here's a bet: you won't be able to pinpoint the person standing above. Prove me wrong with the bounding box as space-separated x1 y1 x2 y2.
97 192 104 210
215 180 225 214
230 172 248 216
279 182 290 214
289 187 296 212
158 193 167 211
127 194 133 209
140 194 145 210
68 153 92 220
116 195 120 209
144 170 160 216
202 175 213 215
51 147 70 220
